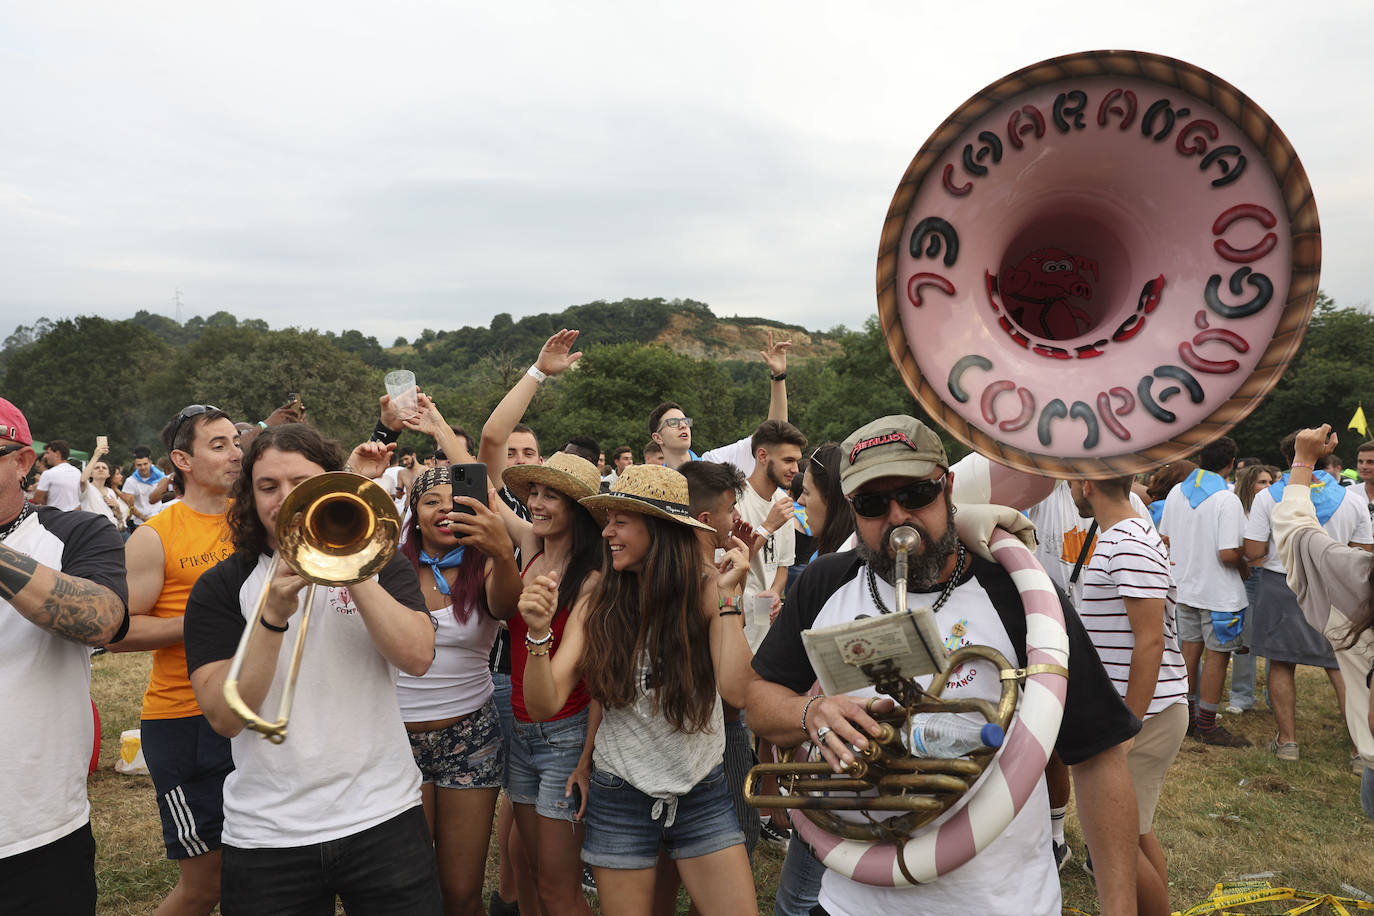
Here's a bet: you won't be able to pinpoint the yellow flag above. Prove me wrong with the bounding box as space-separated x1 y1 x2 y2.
1350 404 1369 438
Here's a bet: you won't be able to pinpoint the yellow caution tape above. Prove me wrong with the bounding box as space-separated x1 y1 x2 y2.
1167 881 1374 916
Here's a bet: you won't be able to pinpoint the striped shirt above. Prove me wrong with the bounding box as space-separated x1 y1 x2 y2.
1079 517 1188 718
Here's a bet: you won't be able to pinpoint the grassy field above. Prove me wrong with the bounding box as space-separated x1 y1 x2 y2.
89 651 1373 915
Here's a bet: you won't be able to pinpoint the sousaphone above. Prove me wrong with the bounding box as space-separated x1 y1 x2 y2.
746 49 1319 887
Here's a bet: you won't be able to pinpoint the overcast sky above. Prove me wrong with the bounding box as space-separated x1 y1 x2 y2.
1 1 1369 346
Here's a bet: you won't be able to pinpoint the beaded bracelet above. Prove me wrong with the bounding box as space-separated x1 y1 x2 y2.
1291 461 1314 470
525 629 554 646
800 694 826 737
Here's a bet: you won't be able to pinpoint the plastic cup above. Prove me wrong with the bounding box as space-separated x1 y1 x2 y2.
748 594 774 629
385 370 418 419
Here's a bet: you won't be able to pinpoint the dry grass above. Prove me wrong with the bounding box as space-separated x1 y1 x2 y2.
89 653 1371 915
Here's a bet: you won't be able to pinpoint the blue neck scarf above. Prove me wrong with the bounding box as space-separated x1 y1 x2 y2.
1268 470 1343 525
1180 469 1229 509
133 465 166 485
1148 500 1165 527
418 546 465 595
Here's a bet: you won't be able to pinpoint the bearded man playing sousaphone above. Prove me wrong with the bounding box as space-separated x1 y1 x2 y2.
747 415 1143 916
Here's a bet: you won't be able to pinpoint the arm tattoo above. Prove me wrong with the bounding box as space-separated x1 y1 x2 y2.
0 549 38 601
37 576 124 645
0 544 123 644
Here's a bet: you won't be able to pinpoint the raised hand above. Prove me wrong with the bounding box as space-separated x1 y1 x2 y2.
346 440 395 480
1294 424 1338 465
446 489 514 558
535 329 584 377
517 573 560 638
403 392 447 438
760 329 793 377
762 495 795 534
716 535 750 593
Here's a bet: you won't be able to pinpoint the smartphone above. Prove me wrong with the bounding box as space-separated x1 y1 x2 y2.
449 463 487 515
286 392 299 405
96 435 108 451
567 783 582 818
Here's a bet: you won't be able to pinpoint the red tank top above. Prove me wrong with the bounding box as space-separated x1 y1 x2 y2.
512 552 591 723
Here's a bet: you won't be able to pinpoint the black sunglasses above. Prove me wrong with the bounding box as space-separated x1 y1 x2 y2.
0 444 26 458
169 404 221 451
849 474 946 519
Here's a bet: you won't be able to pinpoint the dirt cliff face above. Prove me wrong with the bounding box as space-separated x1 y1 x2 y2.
651 310 842 361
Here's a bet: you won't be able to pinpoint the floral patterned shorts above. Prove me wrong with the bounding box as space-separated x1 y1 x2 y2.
407 696 505 790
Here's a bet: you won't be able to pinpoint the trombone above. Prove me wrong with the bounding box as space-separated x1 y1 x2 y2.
222 472 401 743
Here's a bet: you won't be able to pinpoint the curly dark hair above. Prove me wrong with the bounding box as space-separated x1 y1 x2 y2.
226 424 344 557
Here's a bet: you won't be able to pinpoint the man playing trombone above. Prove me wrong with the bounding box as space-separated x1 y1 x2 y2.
184 424 441 915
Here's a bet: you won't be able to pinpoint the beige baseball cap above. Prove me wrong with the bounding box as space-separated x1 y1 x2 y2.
839 415 948 497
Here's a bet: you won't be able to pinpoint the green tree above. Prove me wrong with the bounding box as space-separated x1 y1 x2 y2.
1228 293 1374 466
1 316 172 456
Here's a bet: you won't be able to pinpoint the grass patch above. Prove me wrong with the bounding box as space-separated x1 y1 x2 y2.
89 655 1373 914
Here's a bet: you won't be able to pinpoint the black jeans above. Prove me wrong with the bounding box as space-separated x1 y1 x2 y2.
0 821 96 915
221 806 440 915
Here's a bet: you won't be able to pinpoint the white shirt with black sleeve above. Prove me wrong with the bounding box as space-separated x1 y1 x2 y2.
1 506 129 859
185 550 431 848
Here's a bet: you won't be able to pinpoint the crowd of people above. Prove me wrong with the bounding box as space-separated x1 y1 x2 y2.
2 327 1373 916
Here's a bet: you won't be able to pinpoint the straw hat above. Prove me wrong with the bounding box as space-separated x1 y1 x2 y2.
502 452 605 522
579 464 714 531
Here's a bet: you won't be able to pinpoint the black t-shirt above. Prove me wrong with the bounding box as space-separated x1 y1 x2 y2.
752 548 1140 767
184 549 427 675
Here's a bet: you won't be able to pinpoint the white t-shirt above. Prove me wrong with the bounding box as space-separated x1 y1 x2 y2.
1024 481 1152 610
36 462 81 510
1 508 127 858
122 472 168 524
1246 481 1373 573
185 552 424 847
699 436 755 476
737 480 795 650
1078 518 1189 717
396 598 498 720
79 482 126 528
1158 483 1248 612
812 570 1059 916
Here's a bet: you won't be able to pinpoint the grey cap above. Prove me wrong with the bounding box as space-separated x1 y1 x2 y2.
839 415 948 497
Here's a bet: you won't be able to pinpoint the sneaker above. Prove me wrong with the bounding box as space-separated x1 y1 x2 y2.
1081 851 1094 883
1197 724 1252 748
1268 734 1300 761
1053 840 1073 872
581 865 597 897
1224 704 1246 715
759 818 791 849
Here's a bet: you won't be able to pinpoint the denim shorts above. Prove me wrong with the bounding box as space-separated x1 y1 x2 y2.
406 697 504 790
505 705 589 821
581 763 744 869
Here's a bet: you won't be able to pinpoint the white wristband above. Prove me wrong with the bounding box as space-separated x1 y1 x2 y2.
526 365 547 383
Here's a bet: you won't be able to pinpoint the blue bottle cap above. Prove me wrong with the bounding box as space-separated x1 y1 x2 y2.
979 723 1006 749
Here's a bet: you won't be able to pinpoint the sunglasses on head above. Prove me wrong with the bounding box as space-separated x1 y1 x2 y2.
659 416 693 430
848 473 946 518
169 404 221 452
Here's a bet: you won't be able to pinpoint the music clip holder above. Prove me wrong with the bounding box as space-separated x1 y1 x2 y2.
801 607 946 697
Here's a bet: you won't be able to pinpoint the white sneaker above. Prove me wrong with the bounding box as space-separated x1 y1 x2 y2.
1224 704 1245 715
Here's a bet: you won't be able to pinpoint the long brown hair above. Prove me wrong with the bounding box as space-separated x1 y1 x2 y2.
1234 464 1271 514
579 515 716 733
226 424 343 557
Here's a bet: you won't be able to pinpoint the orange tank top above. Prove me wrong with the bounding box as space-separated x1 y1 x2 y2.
140 501 234 720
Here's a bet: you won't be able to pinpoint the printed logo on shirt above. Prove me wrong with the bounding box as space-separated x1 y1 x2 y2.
328 586 358 616
944 618 979 690
177 545 233 571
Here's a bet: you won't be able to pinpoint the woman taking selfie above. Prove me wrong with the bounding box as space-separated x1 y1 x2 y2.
518 465 756 915
397 464 521 916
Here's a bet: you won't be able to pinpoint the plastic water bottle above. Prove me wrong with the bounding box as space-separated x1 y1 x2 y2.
904 713 1005 757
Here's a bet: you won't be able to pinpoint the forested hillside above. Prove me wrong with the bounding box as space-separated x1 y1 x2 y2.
3 292 1369 470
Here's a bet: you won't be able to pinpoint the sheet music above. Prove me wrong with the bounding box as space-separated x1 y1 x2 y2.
801 608 946 696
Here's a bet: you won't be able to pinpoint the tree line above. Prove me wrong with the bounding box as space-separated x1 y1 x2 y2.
3 293 1368 474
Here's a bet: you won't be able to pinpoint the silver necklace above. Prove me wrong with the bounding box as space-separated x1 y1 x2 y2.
0 503 34 543
867 542 966 615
